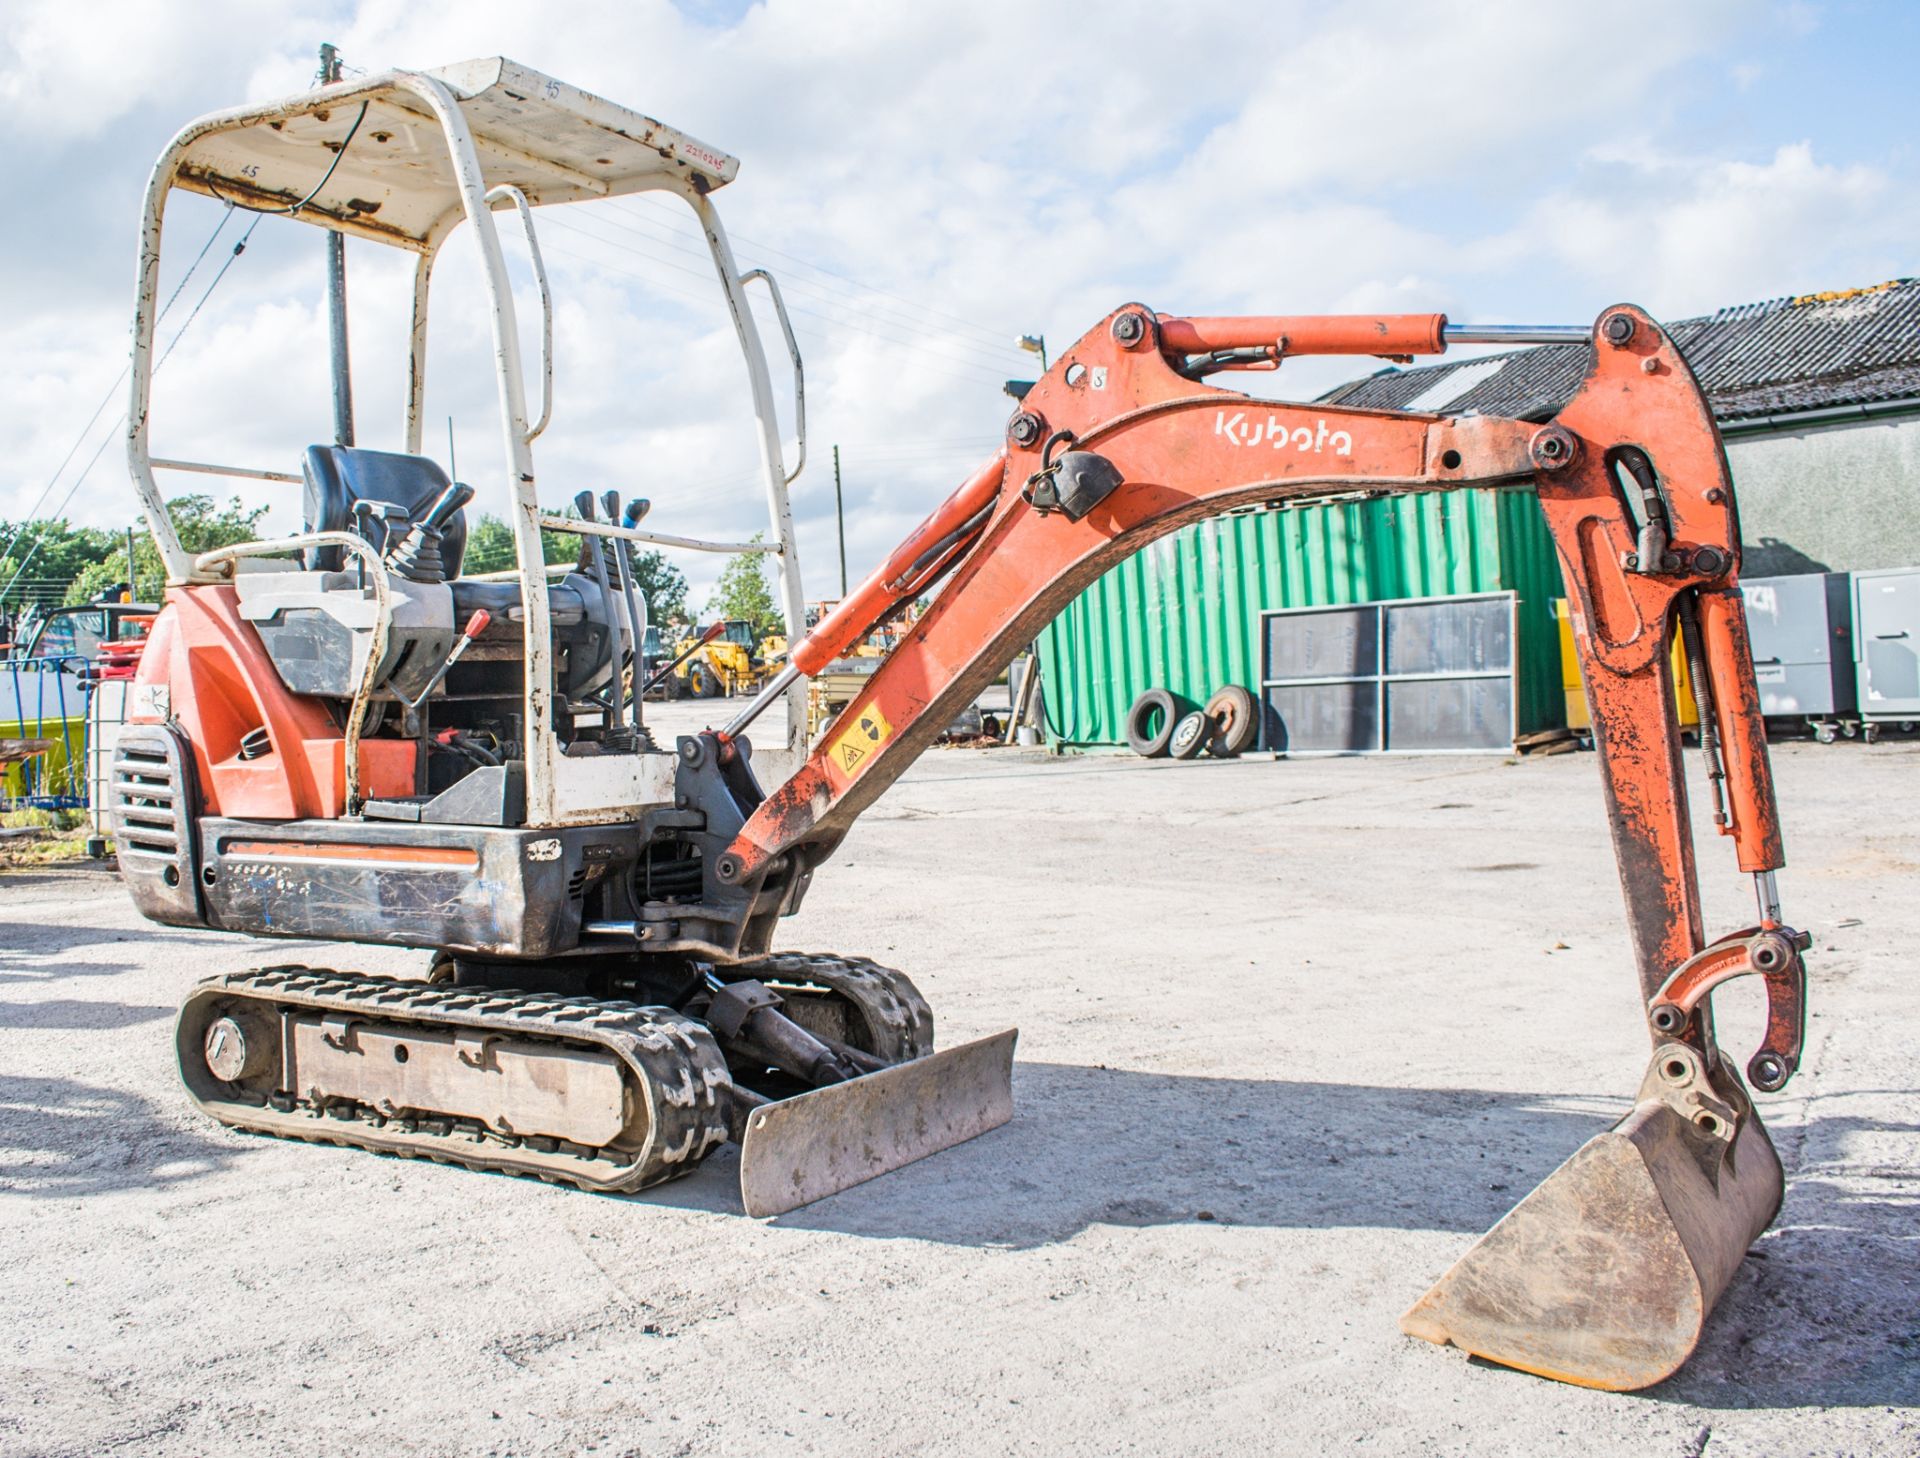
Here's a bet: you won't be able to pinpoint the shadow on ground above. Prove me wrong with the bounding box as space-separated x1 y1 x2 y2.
1653 1111 1920 1413
644 1060 1613 1240
0 1073 241 1197
638 1060 1920 1412
0 997 174 1029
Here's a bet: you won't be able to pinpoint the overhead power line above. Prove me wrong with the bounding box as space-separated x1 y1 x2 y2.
2 213 261 604
0 205 237 566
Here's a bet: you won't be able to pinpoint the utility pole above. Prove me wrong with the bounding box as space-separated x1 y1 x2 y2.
125 525 136 603
832 443 848 597
319 43 354 448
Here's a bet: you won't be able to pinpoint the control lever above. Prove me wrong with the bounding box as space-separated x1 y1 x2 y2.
601 489 648 738
400 609 491 740
350 500 409 586
386 482 475 583
574 491 626 710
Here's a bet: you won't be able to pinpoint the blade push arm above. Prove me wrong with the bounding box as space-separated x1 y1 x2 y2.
708 302 1801 1084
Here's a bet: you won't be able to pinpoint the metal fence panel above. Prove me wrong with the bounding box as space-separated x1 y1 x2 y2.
1 654 93 808
1258 592 1518 755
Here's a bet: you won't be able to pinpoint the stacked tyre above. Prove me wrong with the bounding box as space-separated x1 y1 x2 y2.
1125 685 1258 759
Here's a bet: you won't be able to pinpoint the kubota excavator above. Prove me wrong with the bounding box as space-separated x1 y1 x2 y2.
110 58 1807 1393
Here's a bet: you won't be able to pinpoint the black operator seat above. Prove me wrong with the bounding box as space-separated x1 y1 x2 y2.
300 445 469 575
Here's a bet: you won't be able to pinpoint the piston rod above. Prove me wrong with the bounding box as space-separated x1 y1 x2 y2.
721 662 800 739
1441 324 1592 345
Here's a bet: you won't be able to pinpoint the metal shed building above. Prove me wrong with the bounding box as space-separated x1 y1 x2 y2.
1036 279 1920 749
1036 489 1565 749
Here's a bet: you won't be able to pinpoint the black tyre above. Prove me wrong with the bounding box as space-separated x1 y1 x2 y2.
1169 710 1210 759
1204 685 1259 756
689 660 725 699
1125 688 1179 757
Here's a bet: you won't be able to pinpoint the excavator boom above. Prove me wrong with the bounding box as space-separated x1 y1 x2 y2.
695 302 1807 1389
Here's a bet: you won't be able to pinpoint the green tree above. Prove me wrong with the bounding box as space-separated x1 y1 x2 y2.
463 511 687 625
62 495 268 606
0 517 117 612
706 533 782 637
629 549 688 627
463 512 578 574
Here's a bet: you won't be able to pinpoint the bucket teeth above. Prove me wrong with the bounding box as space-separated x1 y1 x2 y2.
1401 1051 1782 1391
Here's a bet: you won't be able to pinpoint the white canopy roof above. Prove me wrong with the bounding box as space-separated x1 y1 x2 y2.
166 57 738 249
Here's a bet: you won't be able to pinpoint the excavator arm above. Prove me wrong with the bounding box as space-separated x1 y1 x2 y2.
696 301 1809 1390
722 305 1792 982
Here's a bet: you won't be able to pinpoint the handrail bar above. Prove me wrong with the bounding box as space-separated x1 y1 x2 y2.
739 268 805 485
151 457 302 484
536 514 780 555
484 184 554 443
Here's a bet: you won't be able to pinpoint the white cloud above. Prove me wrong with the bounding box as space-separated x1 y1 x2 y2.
0 0 1909 615
1492 141 1911 316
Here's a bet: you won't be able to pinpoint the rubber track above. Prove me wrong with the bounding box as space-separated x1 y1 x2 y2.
179 966 732 1193
727 952 934 1062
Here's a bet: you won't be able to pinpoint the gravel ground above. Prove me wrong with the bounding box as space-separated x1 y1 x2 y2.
1 729 1915 1457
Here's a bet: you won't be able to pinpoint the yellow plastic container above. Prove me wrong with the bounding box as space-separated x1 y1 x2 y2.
1554 599 1698 731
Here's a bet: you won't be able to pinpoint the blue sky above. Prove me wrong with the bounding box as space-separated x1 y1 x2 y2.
1 0 1911 607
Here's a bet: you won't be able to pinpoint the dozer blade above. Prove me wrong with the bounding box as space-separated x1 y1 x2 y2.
1400 1047 1782 1390
739 1028 1017 1217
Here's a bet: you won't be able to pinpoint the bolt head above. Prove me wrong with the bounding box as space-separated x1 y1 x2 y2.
1749 1052 1788 1091
1603 313 1636 346
1529 426 1579 471
1111 312 1146 346
1008 411 1043 448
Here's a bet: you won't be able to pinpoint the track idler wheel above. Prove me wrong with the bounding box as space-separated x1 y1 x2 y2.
1400 1041 1782 1390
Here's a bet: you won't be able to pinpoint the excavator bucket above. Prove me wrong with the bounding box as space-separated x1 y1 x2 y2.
738 1029 1017 1217
1401 1046 1782 1390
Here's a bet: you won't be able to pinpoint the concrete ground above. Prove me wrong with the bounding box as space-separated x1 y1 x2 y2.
1 729 1915 1457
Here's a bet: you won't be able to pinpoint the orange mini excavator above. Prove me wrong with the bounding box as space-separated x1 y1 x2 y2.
111 58 1805 1392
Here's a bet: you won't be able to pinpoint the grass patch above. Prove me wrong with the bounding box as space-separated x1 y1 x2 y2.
0 809 99 868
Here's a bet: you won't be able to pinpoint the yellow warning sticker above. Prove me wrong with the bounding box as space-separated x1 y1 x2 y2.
830 703 893 775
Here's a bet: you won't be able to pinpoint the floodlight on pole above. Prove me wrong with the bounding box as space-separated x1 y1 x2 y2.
1016 333 1048 370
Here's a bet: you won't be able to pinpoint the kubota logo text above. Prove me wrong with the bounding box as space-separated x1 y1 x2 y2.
1215 411 1353 456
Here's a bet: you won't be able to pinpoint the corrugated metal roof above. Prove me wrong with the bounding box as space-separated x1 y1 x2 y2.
1321 279 1920 424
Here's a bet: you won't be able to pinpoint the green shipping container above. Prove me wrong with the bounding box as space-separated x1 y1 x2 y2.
1035 488 1568 748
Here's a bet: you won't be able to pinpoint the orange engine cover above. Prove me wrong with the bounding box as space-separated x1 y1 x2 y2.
127 585 415 819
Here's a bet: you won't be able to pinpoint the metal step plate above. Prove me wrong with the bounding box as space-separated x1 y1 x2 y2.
738 1028 1017 1217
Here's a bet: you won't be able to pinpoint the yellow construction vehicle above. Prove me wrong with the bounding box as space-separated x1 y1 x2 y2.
670 619 777 697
